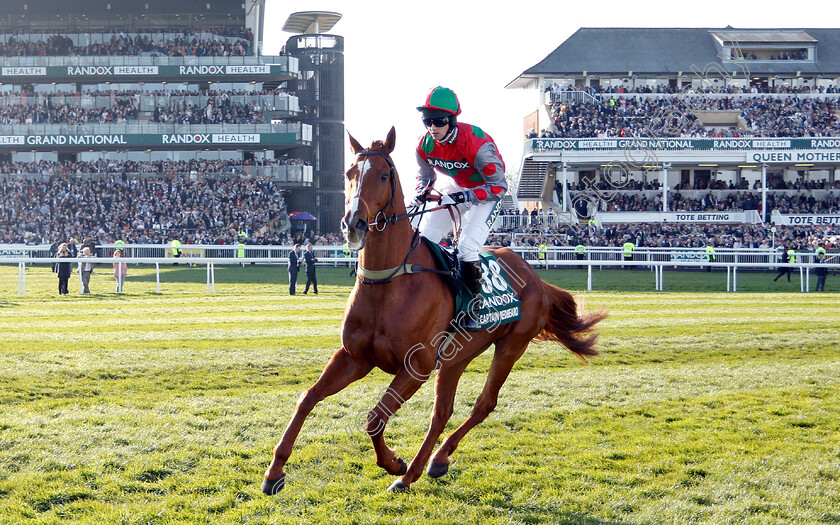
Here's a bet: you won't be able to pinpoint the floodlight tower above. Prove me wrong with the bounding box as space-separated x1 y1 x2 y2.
282 11 344 233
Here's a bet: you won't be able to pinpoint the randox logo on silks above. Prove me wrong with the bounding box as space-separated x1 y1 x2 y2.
427 157 469 175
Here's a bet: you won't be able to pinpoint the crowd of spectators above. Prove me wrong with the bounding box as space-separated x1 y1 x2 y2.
545 82 840 96
152 99 263 125
0 26 253 40
0 172 297 246
1 87 293 100
0 88 294 126
487 221 834 253
731 50 808 61
0 157 308 178
561 188 839 214
538 95 840 139
0 167 834 261
0 100 138 125
0 28 252 57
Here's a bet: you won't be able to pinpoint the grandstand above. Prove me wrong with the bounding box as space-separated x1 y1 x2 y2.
507 27 840 247
0 1 345 240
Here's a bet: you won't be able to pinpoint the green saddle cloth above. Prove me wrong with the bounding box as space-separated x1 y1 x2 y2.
421 238 522 330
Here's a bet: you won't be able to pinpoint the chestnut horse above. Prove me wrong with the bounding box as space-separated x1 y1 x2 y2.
263 127 605 495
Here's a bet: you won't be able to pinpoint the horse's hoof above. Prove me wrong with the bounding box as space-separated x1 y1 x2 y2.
387 479 410 493
396 458 407 476
427 461 450 479
261 474 286 495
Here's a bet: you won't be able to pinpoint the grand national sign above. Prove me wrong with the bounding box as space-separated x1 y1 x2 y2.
0 133 294 150
530 137 840 153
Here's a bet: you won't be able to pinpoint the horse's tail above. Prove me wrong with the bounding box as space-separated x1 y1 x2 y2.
535 281 607 360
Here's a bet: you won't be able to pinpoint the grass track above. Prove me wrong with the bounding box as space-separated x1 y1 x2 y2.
0 264 838 524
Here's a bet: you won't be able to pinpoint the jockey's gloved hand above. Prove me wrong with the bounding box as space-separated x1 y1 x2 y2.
413 187 433 207
440 191 469 207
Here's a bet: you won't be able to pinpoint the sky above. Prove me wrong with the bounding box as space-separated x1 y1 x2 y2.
262 0 838 190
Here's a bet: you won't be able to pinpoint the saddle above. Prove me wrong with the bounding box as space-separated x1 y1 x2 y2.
422 238 522 329
421 237 473 316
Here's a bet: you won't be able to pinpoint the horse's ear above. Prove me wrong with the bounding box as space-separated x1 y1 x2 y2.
348 132 363 155
383 126 396 154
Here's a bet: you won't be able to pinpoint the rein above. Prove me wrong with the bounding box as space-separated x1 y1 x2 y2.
354 150 458 231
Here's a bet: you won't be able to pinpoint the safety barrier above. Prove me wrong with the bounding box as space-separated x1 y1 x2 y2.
3 247 836 295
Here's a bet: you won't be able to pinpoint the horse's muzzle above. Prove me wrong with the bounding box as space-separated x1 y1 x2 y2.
341 211 367 251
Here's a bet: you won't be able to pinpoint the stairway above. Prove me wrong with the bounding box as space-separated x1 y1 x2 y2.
516 159 551 200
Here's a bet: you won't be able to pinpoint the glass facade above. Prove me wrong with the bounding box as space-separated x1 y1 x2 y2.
285 34 345 233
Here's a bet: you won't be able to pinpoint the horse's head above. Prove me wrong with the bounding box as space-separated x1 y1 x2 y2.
341 127 402 251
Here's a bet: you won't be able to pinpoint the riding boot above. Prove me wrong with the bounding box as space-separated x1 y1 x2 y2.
459 260 484 332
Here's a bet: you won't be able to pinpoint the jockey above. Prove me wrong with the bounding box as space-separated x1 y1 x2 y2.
413 86 507 331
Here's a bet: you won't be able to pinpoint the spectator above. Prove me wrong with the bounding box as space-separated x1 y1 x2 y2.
113 249 127 293
78 246 95 294
56 242 72 295
302 242 318 295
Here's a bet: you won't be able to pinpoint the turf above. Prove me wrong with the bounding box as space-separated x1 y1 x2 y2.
0 264 838 524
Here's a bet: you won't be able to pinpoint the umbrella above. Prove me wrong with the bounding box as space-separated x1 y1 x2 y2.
288 212 317 221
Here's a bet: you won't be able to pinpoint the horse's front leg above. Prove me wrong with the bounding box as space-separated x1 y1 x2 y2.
263 348 372 495
363 368 424 481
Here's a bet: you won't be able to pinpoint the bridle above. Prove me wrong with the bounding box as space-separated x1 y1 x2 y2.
351 149 399 232
347 148 453 285
351 149 453 232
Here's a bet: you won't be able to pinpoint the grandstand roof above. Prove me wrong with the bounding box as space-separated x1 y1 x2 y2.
282 12 342 34
508 27 840 88
710 30 817 45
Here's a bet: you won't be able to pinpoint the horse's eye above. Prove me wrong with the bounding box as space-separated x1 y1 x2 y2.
380 172 389 182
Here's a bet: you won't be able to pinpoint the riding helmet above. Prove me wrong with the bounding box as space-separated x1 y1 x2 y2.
417 86 461 128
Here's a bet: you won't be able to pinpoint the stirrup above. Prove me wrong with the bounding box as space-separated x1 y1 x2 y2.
459 303 483 332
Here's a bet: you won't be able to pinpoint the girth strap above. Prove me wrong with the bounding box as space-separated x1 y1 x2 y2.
356 262 452 284
356 262 424 281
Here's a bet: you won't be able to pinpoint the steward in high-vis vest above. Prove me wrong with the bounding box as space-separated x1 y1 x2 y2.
537 242 548 269
575 244 587 268
622 240 635 268
773 246 794 283
171 239 182 266
342 242 352 268
705 244 717 272
237 241 246 259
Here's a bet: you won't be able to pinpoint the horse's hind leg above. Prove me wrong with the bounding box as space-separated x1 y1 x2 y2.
429 338 530 476
263 348 372 494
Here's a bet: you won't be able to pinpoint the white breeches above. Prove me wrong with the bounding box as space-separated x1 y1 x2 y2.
417 178 501 263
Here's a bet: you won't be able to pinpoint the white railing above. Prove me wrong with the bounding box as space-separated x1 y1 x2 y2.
2 244 836 295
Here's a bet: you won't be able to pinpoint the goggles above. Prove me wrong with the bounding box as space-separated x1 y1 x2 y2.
422 116 450 128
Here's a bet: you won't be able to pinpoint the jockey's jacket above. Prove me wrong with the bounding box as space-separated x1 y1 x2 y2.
415 122 507 205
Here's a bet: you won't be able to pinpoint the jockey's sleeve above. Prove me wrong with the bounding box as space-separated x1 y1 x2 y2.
466 142 507 205
415 149 437 191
